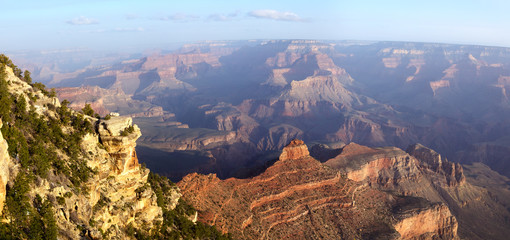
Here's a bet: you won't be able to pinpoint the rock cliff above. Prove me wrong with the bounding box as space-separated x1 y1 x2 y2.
178 140 459 239
407 143 465 186
0 119 15 213
393 198 458 240
83 116 163 237
0 63 196 239
325 142 510 240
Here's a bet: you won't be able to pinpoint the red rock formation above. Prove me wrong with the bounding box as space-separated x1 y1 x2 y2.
178 140 459 239
325 142 510 240
278 139 309 161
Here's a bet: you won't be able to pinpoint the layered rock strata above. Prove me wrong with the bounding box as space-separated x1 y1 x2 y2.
325 142 510 240
178 140 459 239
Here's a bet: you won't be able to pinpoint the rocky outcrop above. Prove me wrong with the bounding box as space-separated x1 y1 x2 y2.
0 64 181 239
393 199 458 240
69 116 164 238
178 140 459 239
278 139 309 161
325 142 510 240
407 143 465 186
97 116 142 174
18 114 167 239
4 66 60 115
325 143 422 187
280 75 358 105
0 119 15 212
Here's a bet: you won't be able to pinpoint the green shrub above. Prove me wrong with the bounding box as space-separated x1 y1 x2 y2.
56 196 66 205
120 125 135 136
23 70 32 84
141 172 231 239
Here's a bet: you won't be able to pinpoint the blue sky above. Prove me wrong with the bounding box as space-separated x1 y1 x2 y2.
1 0 509 52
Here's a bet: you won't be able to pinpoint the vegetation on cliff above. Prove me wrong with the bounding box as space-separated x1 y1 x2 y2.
128 172 230 240
0 55 229 239
0 58 84 239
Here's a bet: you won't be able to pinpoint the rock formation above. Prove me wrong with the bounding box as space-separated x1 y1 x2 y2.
178 140 459 239
0 119 15 212
407 143 465 186
325 142 510 240
0 64 182 239
278 139 309 161
38 40 510 189
83 116 164 236
393 199 458 240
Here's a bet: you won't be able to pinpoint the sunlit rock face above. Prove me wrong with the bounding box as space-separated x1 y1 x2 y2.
78 116 165 238
178 140 459 239
0 65 170 239
0 119 14 212
324 142 510 240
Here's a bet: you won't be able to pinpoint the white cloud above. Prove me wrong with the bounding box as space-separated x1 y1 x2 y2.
208 11 241 22
248 9 304 22
159 13 199 22
66 16 99 25
85 27 145 33
113 27 144 32
208 14 228 21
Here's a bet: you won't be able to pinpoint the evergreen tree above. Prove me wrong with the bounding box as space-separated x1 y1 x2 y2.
23 70 32 84
81 103 95 117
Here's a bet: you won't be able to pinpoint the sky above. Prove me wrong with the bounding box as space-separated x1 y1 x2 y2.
1 0 509 52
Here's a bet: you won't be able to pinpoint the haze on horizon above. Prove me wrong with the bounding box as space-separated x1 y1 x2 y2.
1 0 509 52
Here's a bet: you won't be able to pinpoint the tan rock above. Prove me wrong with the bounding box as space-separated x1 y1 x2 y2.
0 119 11 212
394 202 458 240
279 139 309 161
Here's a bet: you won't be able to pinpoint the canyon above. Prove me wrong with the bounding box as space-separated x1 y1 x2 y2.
30 40 510 182
178 140 458 239
178 140 510 239
3 42 510 239
177 139 510 240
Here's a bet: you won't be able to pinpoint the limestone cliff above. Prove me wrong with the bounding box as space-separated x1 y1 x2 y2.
20 116 167 239
82 116 164 238
0 119 15 213
0 63 186 239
